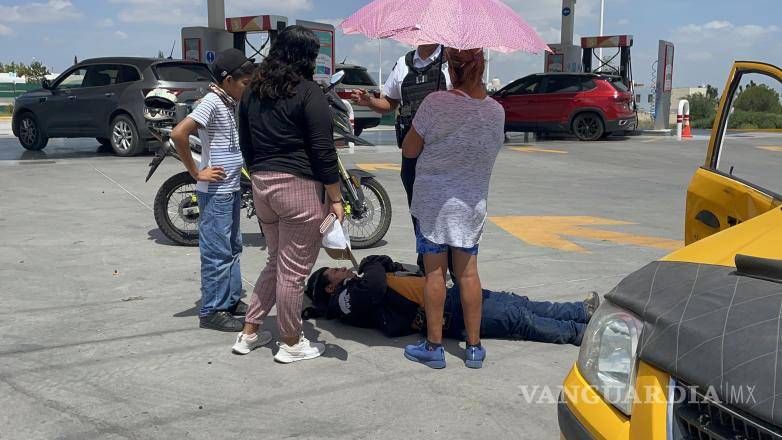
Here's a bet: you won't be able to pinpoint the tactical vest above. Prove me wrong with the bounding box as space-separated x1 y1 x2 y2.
395 49 447 147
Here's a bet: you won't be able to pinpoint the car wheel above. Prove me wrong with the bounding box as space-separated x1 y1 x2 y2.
572 113 605 141
110 115 142 157
17 113 49 151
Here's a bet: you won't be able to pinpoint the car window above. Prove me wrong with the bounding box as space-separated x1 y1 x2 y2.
581 78 597 90
610 79 630 92
56 68 88 89
82 65 120 87
116 65 141 83
544 76 582 93
337 67 376 86
154 63 213 82
505 77 542 95
715 72 782 195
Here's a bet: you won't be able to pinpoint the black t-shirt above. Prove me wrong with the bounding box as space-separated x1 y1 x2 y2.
325 256 420 338
238 80 339 184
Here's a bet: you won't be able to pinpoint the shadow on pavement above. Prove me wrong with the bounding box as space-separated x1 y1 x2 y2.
147 229 181 247
0 137 159 161
242 232 267 248
147 229 267 249
317 318 465 361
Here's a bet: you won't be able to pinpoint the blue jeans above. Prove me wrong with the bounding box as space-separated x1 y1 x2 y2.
443 287 588 345
414 220 479 256
197 191 242 317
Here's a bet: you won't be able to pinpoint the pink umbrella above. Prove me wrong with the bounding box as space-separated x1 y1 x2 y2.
340 0 550 54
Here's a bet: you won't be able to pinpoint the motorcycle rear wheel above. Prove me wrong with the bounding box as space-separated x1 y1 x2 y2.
154 171 200 246
345 177 392 249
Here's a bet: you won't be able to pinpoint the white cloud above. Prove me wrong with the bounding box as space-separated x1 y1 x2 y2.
0 24 14 36
110 0 313 26
112 0 204 26
227 0 314 15
114 31 128 40
618 19 630 26
97 18 114 28
673 20 779 46
669 20 781 86
0 0 81 23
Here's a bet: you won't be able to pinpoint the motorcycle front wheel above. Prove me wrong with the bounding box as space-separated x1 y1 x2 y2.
344 177 392 249
154 171 200 246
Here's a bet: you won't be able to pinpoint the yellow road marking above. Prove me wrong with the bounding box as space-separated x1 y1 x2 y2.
489 216 683 253
510 146 568 154
356 163 401 172
758 146 782 152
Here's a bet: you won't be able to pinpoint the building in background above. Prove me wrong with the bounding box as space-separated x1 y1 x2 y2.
634 83 707 124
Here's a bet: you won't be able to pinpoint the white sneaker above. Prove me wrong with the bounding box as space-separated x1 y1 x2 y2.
273 334 326 364
232 331 272 355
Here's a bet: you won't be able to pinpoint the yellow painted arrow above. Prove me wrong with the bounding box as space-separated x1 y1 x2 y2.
758 146 782 152
489 216 683 253
510 146 568 154
356 163 402 172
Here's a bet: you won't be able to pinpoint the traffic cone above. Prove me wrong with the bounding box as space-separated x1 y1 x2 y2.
682 114 693 139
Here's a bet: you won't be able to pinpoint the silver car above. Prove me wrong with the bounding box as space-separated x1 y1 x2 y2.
12 57 214 156
335 63 382 136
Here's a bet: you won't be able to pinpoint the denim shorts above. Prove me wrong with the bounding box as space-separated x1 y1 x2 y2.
414 221 479 256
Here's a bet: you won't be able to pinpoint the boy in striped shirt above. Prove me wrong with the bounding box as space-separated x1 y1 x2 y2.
171 49 260 333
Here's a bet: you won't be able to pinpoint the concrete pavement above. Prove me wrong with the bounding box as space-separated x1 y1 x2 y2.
1 130 779 439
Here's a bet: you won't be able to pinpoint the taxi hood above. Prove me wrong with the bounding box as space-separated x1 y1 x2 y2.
605 207 782 427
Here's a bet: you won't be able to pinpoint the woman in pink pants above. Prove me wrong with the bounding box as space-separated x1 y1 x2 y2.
235 25 343 363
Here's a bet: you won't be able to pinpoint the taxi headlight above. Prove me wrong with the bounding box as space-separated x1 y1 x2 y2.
576 300 642 416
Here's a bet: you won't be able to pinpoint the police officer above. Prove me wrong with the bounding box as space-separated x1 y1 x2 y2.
352 44 451 206
352 44 451 270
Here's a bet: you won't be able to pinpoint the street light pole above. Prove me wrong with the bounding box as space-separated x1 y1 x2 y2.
485 49 491 85
378 39 382 86
598 0 605 62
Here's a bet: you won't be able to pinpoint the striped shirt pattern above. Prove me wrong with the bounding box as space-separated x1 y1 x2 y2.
188 93 244 194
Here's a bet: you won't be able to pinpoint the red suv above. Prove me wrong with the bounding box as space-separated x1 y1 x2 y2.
493 73 636 141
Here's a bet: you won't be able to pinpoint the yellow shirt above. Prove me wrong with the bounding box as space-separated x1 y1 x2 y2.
385 274 426 306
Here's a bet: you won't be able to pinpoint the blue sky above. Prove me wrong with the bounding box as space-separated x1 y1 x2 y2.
0 0 780 91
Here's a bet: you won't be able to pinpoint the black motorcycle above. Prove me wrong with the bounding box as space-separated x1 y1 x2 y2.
144 71 392 249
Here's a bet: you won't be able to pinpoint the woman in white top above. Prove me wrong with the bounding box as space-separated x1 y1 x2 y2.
401 48 505 369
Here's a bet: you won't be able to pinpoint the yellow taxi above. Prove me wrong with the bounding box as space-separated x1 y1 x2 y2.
558 61 782 439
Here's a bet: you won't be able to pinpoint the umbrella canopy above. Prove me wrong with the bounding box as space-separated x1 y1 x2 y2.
340 0 550 54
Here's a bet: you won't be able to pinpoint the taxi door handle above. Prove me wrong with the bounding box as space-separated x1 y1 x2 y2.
105 92 115 98
68 95 77 101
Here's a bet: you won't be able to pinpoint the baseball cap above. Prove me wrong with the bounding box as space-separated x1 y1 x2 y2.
212 48 255 80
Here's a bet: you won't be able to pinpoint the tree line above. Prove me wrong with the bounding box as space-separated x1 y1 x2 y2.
0 61 51 84
687 81 782 129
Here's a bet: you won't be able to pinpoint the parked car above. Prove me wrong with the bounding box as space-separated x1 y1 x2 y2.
335 63 382 136
12 57 213 156
493 72 636 141
559 61 782 440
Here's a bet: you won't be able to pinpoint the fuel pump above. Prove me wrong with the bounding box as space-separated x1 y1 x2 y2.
580 35 634 88
581 34 637 120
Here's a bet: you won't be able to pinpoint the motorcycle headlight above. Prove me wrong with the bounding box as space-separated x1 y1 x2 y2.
577 300 642 416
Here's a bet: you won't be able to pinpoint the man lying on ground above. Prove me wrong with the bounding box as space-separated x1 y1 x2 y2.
298 255 599 346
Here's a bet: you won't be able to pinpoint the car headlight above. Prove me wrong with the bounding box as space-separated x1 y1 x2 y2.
577 300 642 416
